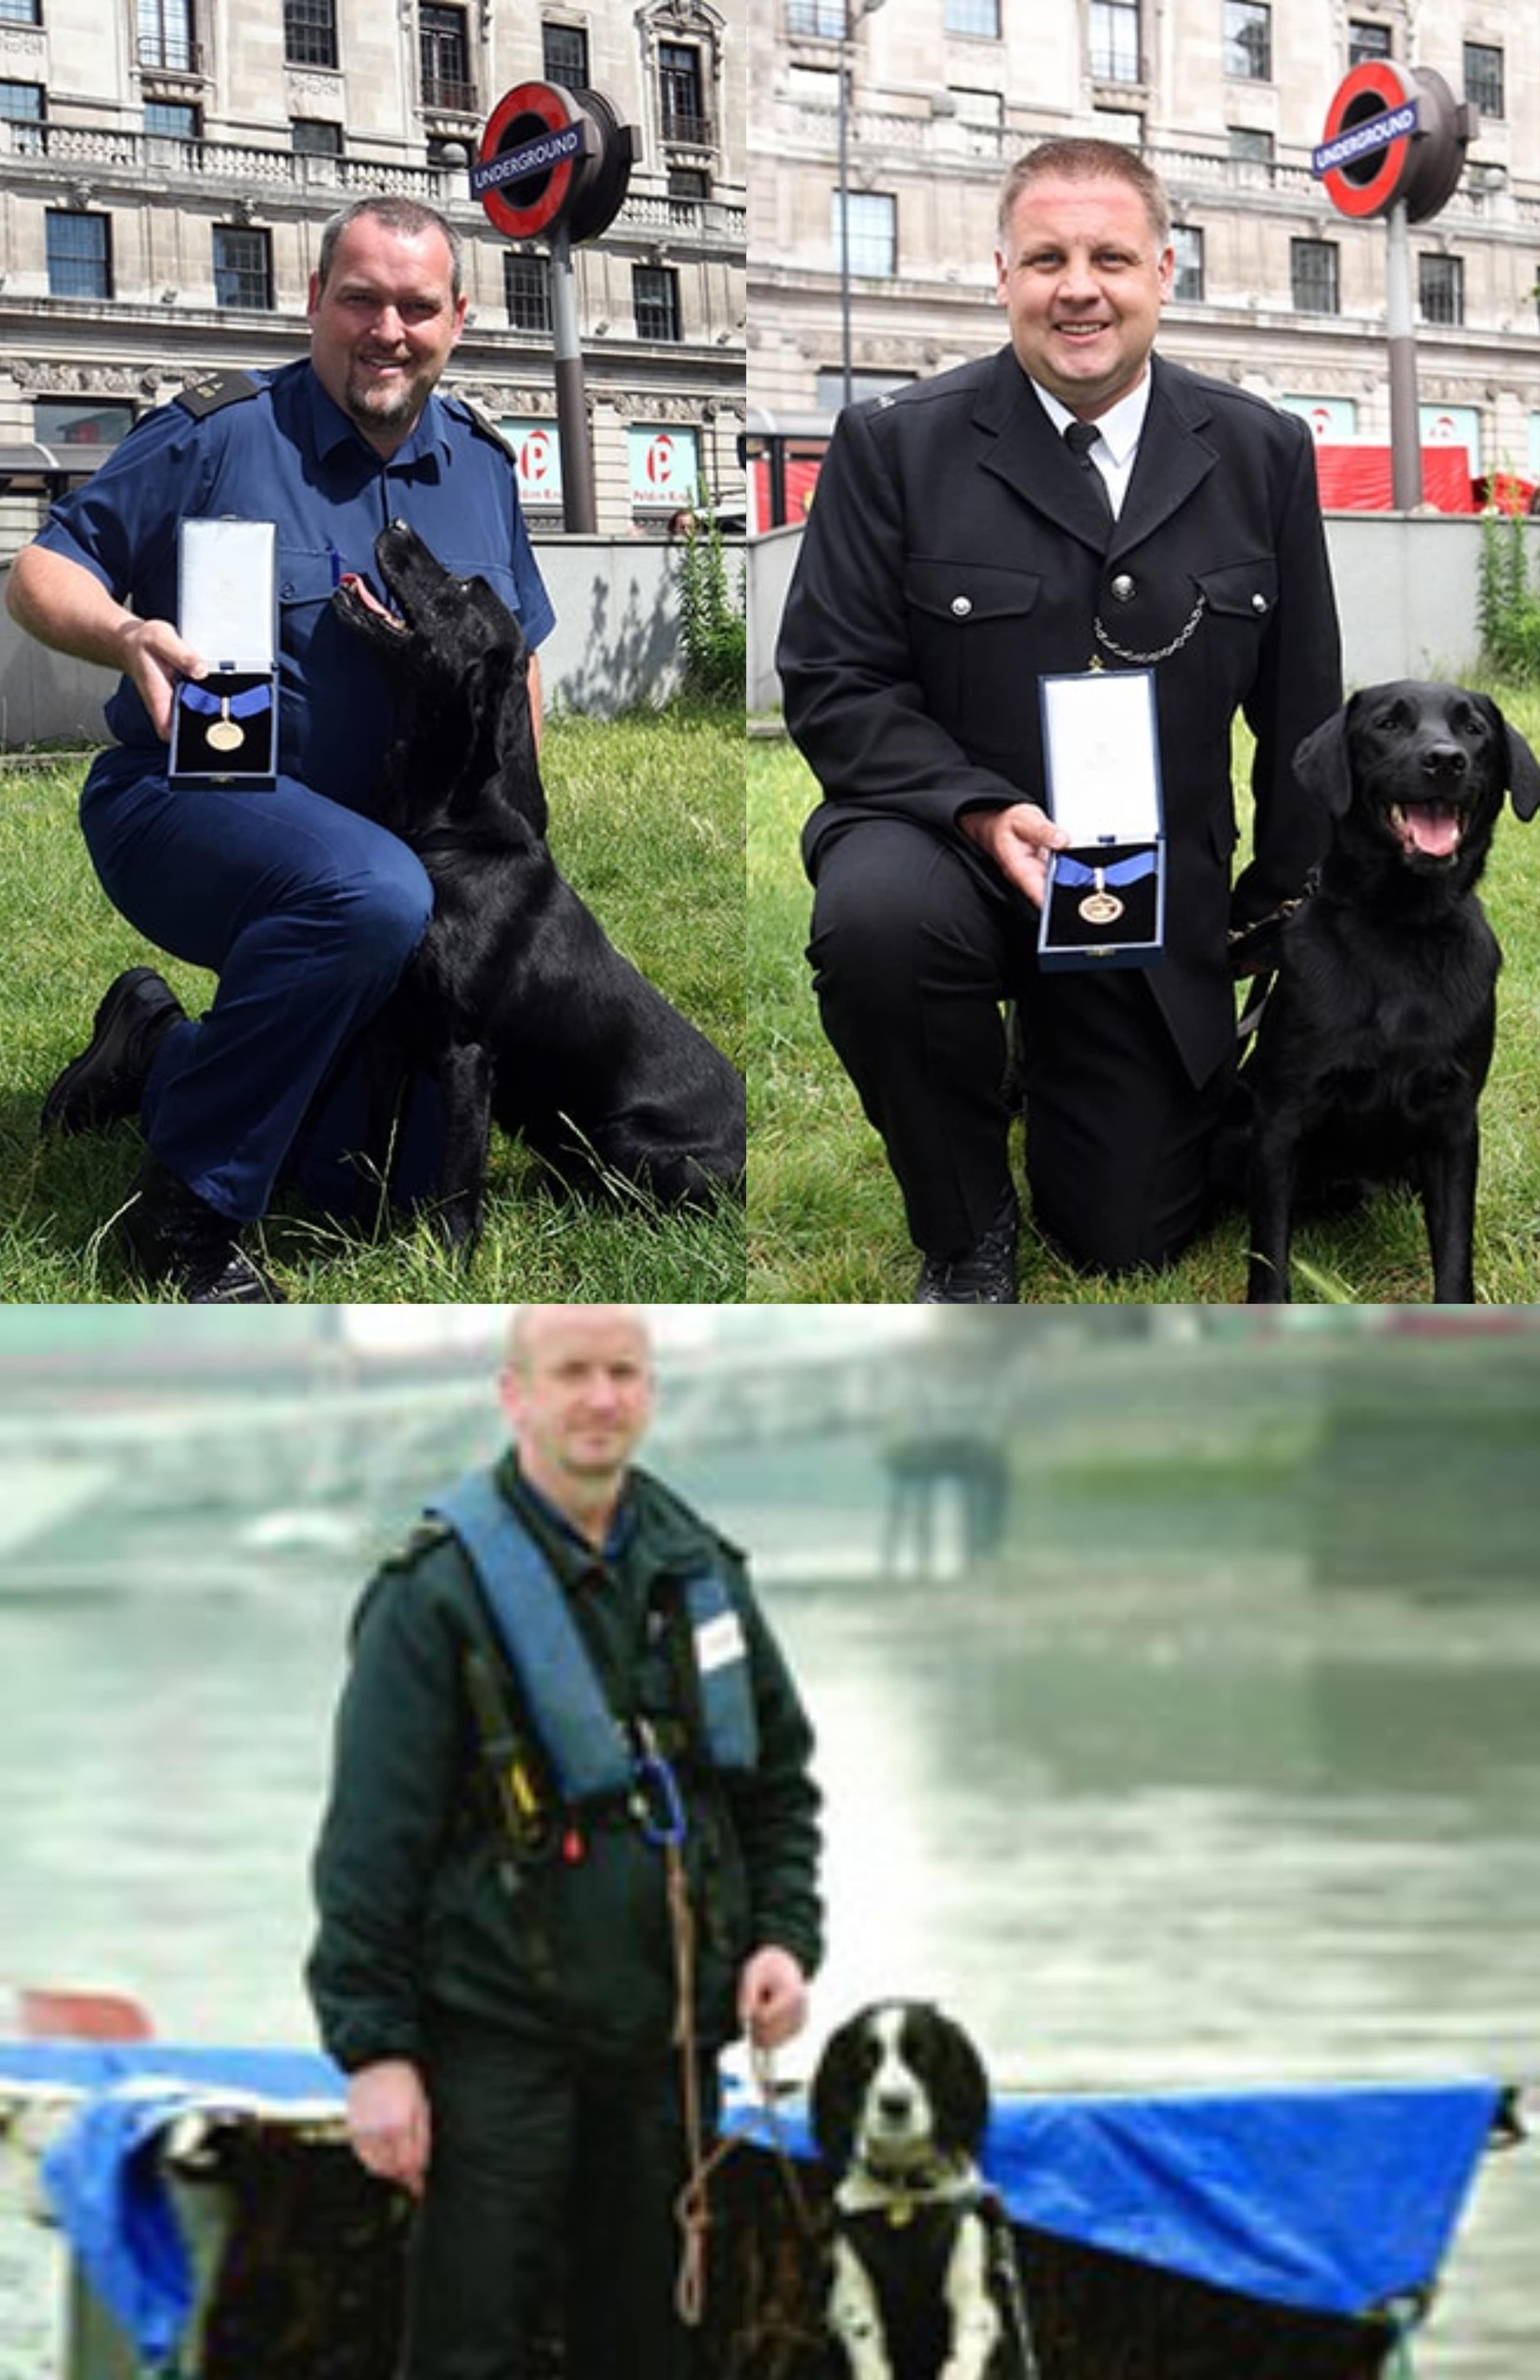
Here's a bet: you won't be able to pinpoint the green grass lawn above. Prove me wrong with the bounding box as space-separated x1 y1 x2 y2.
0 703 745 1304
749 683 1540 1303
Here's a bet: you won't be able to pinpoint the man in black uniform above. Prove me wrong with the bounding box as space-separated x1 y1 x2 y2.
307 1305 823 2380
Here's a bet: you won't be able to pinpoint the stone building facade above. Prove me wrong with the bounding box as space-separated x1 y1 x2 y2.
0 0 745 552
747 0 1540 512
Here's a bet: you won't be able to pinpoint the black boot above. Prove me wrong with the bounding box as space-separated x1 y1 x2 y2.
914 1192 1021 1304
41 968 186 1135
118 1154 285 1303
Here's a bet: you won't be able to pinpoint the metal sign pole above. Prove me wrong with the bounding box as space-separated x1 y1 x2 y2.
1385 199 1422 511
549 221 596 533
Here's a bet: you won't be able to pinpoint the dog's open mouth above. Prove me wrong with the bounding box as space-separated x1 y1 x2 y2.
339 572 406 631
1386 800 1465 862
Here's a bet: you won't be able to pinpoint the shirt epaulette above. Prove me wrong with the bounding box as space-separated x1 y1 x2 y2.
450 394 519 465
381 1517 455 1575
174 368 266 420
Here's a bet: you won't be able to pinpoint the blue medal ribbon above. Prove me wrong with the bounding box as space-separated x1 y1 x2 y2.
1054 852 1157 890
178 683 272 720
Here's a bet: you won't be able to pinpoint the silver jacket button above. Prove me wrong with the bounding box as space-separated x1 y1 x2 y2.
1252 591 1268 613
1109 574 1135 603
951 594 973 617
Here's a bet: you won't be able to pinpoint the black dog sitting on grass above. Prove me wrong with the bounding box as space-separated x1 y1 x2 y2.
332 519 746 1246
1238 680 1540 1303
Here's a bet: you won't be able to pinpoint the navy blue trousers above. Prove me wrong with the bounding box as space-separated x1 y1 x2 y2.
80 756 434 1222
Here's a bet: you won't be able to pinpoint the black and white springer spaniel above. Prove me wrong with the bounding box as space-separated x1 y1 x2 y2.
809 2001 1037 2380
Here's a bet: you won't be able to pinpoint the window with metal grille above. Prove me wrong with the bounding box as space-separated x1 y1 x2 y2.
421 5 474 111
944 0 1000 35
1348 20 1392 66
284 0 337 69
47 211 112 299
633 264 681 343
0 80 44 151
214 224 273 310
1091 0 1140 82
138 0 195 72
1463 42 1503 120
292 118 343 154
542 22 588 90
1173 224 1204 301
786 1 845 35
832 189 896 277
659 43 711 146
146 100 198 139
1418 253 1463 326
669 166 709 203
1290 238 1338 315
504 252 551 333
1224 0 1271 80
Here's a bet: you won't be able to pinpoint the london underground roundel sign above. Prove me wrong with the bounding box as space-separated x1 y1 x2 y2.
1312 60 1473 224
472 82 595 241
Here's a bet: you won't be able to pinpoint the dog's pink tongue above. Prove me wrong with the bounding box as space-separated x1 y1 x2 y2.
1405 803 1461 857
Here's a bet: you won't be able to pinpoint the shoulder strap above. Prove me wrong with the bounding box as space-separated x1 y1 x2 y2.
448 392 520 466
429 1472 633 1804
174 368 265 420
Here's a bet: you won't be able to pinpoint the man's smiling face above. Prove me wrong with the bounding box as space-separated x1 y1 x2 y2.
994 171 1174 421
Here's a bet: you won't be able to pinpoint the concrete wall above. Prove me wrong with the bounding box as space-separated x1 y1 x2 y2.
0 536 736 744
749 512 1540 714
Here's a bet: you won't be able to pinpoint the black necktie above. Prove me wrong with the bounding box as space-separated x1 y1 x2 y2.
1064 419 1114 533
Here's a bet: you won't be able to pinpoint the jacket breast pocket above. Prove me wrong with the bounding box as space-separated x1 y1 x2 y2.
904 559 1042 731
1194 557 1279 703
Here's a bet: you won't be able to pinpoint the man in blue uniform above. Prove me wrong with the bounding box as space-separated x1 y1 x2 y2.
5 195 554 1301
308 1304 824 2380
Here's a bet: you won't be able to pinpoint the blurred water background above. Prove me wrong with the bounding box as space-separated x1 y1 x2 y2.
1 1305 1537 2376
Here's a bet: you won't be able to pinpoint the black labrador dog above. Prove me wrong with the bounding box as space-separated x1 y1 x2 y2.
332 520 746 1245
1240 679 1540 1303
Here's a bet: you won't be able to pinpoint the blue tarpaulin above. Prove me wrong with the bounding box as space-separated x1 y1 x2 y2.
0 2043 1505 2365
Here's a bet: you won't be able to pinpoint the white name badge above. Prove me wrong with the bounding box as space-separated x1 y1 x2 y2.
1040 667 1162 843
695 1610 747 1675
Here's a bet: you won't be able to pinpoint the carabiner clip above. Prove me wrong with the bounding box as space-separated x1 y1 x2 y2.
631 1747 687 1848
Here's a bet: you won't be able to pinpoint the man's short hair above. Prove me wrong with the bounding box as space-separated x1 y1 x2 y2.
315 196 465 301
996 139 1172 253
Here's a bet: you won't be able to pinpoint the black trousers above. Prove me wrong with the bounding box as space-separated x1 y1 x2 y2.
808 817 1231 1277
403 2015 717 2380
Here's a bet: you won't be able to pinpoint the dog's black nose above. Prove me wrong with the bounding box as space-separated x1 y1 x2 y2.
1421 742 1467 779
876 2089 913 2122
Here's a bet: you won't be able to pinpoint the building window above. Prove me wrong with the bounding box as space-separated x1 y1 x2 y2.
1228 124 1274 162
787 0 846 34
658 43 711 146
292 118 343 155
542 22 588 90
789 63 840 105
1348 20 1392 65
284 0 337 70
1463 43 1504 121
421 5 474 111
35 396 135 447
1224 0 1271 81
1172 224 1204 301
833 189 897 277
944 0 1001 34
214 224 273 310
0 80 45 152
504 252 551 333
0 0 42 22
668 165 710 207
145 100 198 139
1091 0 1140 82
1291 238 1338 315
1419 253 1463 327
633 264 682 342
138 0 196 72
47 211 112 299
815 366 913 410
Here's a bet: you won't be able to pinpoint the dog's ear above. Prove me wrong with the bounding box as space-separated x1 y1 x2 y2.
809 2015 868 2170
929 2013 991 2158
1476 695 1540 822
1291 701 1356 819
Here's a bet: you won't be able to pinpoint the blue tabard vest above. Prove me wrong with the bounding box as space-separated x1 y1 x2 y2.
430 1470 759 1806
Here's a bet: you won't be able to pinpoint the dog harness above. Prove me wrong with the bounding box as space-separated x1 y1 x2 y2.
430 1471 759 1816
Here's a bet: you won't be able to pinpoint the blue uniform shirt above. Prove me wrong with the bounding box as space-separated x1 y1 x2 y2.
36 360 556 814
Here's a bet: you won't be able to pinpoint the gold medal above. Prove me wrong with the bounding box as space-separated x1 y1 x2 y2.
205 699 245 754
1078 868 1124 925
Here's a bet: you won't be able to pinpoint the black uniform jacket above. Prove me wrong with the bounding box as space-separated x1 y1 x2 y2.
777 346 1344 1088
307 1457 823 2073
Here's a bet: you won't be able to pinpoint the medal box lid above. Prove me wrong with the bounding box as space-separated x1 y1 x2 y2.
178 518 276 673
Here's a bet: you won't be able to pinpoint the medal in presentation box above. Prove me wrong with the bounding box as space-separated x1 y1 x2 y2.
1037 667 1166 971
169 518 278 785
